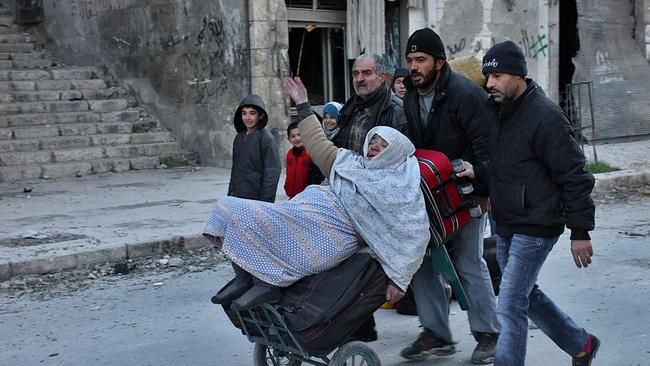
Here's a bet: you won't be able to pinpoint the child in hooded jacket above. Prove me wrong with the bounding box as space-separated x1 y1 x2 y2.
228 94 282 203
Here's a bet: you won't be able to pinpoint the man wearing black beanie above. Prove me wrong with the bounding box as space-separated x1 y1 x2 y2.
466 40 599 366
399 28 500 365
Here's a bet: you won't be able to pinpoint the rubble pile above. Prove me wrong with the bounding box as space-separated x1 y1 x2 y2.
0 246 226 300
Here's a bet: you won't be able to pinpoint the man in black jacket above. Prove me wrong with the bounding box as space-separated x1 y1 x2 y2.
477 41 599 366
399 28 500 364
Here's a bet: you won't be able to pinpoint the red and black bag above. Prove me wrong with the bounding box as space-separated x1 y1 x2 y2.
415 148 481 248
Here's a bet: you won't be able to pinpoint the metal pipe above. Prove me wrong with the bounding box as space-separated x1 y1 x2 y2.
326 29 334 101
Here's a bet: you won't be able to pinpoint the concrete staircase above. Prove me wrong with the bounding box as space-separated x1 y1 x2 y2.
0 8 197 183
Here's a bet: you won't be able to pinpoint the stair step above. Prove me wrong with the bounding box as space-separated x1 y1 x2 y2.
0 17 14 27
0 142 183 166
0 26 196 182
1 51 49 60
0 156 164 181
0 108 146 128
0 98 132 115
0 100 89 115
0 79 109 91
0 164 42 181
0 67 100 81
0 88 125 102
0 42 35 52
0 79 108 91
0 131 173 152
9 59 55 68
0 33 33 43
0 120 142 140
0 111 101 128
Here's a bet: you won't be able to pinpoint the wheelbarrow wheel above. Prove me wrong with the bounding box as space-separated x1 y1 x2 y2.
253 343 302 366
329 341 381 366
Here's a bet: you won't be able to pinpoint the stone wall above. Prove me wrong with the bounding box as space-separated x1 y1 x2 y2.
248 0 291 155
404 0 559 101
633 0 650 61
34 0 289 168
636 0 650 62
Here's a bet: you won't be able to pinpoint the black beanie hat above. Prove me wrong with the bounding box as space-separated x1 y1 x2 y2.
405 28 446 59
482 40 527 77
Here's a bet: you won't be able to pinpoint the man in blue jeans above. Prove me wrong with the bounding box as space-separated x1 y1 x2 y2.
464 40 600 366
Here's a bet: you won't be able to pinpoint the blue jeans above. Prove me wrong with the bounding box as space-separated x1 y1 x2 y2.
411 215 500 342
495 234 589 366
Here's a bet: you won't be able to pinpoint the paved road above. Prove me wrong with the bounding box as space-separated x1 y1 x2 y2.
1 195 649 366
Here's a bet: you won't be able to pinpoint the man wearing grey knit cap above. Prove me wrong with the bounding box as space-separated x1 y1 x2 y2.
399 27 500 365
470 40 600 366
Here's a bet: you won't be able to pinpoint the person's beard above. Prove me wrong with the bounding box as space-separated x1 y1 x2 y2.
412 67 438 91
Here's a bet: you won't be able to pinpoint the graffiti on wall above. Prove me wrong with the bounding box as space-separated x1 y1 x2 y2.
183 51 230 104
520 29 548 60
195 17 225 47
159 32 185 52
594 51 624 83
183 16 237 104
68 0 132 20
446 38 466 58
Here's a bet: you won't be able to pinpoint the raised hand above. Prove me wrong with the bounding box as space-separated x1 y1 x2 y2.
284 77 309 105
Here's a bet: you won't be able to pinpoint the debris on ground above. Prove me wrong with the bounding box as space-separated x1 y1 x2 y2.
0 246 226 300
593 183 650 204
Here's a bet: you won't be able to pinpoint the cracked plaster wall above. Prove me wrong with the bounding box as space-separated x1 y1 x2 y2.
36 0 289 168
405 0 558 100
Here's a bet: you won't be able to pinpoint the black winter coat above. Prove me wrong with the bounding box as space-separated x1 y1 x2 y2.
228 95 281 202
488 80 595 239
402 63 491 195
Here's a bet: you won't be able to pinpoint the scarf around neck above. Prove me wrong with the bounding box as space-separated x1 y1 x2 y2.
323 126 340 141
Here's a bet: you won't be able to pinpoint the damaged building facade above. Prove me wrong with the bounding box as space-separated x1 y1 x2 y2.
30 0 650 167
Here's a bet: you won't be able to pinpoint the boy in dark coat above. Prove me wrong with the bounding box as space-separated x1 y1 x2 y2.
228 94 281 203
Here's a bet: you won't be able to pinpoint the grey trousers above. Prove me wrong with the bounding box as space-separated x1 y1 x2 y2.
411 215 500 342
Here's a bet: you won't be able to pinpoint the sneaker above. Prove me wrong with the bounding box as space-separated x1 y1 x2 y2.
400 330 456 361
572 334 600 366
471 332 498 364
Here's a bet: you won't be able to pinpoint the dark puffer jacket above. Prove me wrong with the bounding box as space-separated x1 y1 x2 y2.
402 62 492 195
228 95 281 203
488 80 595 239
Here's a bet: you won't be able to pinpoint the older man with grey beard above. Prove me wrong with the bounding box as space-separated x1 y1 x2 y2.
332 53 407 155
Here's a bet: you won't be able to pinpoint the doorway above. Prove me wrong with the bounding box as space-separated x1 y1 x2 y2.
288 26 346 105
559 0 579 109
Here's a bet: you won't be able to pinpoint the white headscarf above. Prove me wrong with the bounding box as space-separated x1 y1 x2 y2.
330 126 429 291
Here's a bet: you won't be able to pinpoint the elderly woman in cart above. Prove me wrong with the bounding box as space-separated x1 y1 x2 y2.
202 77 430 311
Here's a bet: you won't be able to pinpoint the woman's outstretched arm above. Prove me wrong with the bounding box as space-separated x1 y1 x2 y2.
285 77 339 177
